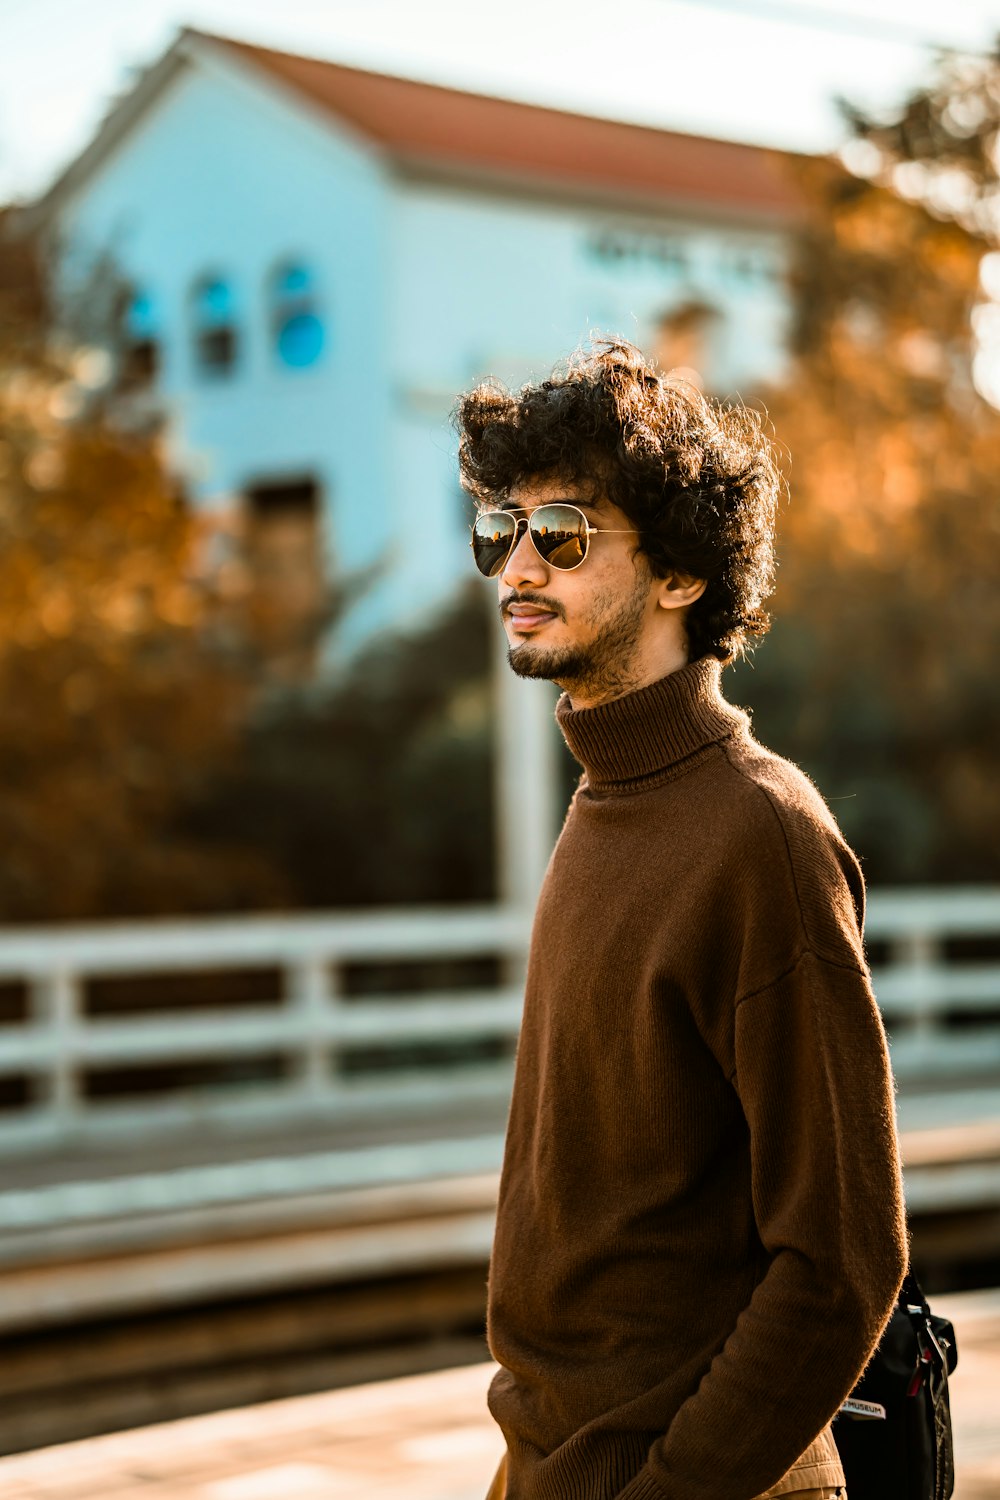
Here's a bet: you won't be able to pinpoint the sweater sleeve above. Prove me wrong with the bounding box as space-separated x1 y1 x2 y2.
615 949 908 1500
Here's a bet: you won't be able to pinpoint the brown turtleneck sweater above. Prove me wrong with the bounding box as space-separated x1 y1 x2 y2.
486 656 907 1500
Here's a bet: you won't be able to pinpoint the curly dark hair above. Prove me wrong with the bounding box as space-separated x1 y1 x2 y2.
455 339 782 663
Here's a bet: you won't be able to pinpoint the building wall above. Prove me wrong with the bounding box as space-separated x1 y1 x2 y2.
50 54 394 655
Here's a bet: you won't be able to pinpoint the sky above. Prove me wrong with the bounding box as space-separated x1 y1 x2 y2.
1 0 999 205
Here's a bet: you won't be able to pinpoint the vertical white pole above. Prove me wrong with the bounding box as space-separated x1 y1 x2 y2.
492 611 561 919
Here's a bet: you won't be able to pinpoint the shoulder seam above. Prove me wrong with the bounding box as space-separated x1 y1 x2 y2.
719 740 811 937
720 742 866 970
734 946 870 1012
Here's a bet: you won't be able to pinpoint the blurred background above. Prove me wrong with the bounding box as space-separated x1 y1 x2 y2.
1 0 999 1492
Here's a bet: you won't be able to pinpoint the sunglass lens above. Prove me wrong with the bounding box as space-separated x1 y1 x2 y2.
472 511 517 577
529 505 587 569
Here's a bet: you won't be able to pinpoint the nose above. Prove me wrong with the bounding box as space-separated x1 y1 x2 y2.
501 516 547 589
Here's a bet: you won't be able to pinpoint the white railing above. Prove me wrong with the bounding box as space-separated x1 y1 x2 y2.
0 906 529 1155
866 887 1000 1083
0 889 998 1158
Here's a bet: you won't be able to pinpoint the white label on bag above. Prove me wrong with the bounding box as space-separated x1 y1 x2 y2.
839 1397 887 1420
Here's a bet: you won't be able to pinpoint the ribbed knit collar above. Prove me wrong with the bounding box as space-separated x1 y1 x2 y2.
555 655 749 789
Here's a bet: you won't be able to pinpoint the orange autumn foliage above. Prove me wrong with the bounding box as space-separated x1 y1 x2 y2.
729 52 1000 882
0 222 285 919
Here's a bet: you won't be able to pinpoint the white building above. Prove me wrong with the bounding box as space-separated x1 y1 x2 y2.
32 27 798 657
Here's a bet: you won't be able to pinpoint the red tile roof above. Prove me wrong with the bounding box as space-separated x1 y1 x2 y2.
202 32 799 217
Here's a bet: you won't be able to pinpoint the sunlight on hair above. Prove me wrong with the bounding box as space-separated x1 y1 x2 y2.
665 364 704 390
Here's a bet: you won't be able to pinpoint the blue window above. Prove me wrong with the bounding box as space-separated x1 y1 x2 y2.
126 288 157 341
191 274 239 376
118 285 160 388
270 262 325 369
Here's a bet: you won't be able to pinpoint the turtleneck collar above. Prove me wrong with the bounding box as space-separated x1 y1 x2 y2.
555 656 749 790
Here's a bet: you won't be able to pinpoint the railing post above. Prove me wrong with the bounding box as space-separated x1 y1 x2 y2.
894 930 943 1045
30 967 83 1133
288 954 337 1100
492 610 560 917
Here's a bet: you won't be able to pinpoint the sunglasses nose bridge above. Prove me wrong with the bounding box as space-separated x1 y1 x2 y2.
504 513 536 569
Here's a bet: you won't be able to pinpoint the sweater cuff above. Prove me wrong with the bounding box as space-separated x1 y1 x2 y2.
615 1467 669 1500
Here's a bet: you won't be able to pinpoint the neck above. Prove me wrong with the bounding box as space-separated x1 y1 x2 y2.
559 638 691 711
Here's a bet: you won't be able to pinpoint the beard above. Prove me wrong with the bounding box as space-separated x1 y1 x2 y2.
506 578 649 702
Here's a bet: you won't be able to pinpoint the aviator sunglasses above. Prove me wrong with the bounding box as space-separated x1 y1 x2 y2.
470 504 637 578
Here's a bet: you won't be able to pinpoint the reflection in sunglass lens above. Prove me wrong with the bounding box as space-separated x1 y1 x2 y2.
471 504 591 576
472 511 518 577
530 505 587 569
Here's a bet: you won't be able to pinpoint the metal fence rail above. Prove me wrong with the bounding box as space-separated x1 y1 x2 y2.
0 890 998 1344
0 906 529 1154
0 890 998 1157
866 887 1000 1082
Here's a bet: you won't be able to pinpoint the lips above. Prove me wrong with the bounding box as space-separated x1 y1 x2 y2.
506 604 557 631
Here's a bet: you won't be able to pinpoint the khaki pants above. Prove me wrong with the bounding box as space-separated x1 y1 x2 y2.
484 1425 846 1498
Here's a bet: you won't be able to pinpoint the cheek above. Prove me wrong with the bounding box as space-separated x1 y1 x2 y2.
569 581 623 633
557 553 650 628
585 560 649 615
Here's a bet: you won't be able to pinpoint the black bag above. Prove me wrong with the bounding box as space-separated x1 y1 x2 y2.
833 1269 958 1500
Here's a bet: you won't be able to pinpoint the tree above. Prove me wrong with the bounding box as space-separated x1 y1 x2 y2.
183 582 496 910
0 217 283 919
726 44 1000 884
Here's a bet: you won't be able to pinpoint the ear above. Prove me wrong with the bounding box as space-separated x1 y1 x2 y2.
656 571 707 611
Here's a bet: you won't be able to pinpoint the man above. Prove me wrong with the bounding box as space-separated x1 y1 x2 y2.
456 340 907 1500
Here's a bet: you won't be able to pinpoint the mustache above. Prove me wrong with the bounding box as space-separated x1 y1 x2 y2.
500 592 566 621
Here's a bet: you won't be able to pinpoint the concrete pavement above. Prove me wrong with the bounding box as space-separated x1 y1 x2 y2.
0 1288 997 1500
